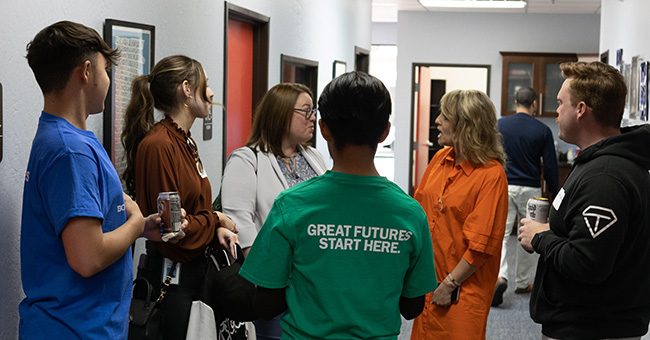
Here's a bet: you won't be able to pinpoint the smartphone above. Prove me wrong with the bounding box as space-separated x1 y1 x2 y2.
450 285 461 304
436 282 461 304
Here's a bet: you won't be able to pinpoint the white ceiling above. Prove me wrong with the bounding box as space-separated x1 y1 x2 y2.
372 0 602 22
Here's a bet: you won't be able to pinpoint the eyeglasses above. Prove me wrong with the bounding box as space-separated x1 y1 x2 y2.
293 107 317 120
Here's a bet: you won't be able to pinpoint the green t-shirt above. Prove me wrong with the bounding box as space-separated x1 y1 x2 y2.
240 171 436 339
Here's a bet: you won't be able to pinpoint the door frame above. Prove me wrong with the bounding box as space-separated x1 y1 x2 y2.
354 46 370 73
223 2 269 166
408 63 491 195
280 54 319 146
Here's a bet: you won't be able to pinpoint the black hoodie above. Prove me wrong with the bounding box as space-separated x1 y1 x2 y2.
530 125 650 339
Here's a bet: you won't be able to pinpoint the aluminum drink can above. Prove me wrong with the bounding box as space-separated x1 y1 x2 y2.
526 197 550 223
157 192 182 233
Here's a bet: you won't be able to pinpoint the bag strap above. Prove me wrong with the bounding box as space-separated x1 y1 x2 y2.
246 146 259 174
153 261 177 305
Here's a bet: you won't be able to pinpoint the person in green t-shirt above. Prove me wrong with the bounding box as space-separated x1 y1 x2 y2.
239 71 437 339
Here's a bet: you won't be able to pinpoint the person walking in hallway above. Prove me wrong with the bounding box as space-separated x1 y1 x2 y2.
492 86 559 307
519 61 650 339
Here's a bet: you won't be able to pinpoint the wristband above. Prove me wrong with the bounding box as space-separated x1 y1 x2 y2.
531 231 544 250
445 273 461 288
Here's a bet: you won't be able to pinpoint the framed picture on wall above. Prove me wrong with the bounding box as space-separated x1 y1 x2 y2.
103 19 155 180
0 82 3 163
333 60 346 79
640 61 649 121
600 50 609 64
630 56 641 119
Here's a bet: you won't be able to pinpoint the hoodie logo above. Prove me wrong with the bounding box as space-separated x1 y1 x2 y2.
582 205 617 238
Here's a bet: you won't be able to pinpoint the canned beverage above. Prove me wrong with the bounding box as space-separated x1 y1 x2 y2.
157 192 182 233
527 197 550 223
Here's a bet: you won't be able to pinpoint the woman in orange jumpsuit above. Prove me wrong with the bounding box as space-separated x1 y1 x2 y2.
410 90 508 340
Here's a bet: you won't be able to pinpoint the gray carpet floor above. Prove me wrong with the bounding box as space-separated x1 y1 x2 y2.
399 234 650 340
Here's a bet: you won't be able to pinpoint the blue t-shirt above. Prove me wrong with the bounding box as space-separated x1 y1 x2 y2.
19 112 132 339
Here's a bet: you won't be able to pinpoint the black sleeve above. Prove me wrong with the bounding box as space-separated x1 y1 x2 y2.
533 173 630 283
254 287 288 320
399 295 425 320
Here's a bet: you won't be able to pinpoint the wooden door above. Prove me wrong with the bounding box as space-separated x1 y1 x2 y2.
355 46 370 73
223 3 269 164
412 66 431 193
226 19 254 158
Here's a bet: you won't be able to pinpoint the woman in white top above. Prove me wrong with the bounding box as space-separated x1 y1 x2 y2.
220 83 327 340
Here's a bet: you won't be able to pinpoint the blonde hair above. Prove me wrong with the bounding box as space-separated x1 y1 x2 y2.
440 89 505 166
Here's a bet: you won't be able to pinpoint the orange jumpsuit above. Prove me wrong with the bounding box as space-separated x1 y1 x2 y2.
411 147 508 340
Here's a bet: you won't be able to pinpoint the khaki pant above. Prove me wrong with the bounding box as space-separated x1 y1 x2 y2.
498 185 540 289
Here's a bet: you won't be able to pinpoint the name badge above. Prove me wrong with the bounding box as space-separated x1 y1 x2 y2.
553 188 565 211
162 258 181 285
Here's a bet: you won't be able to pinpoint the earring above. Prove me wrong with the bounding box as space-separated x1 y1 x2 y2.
184 96 193 108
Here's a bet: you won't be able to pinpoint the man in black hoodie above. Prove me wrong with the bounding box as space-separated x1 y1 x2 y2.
519 61 650 339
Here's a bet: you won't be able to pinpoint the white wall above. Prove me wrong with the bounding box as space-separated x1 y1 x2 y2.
0 0 370 337
428 66 489 93
600 0 650 126
393 11 600 191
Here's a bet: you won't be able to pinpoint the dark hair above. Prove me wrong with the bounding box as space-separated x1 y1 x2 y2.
561 61 626 128
318 71 391 150
515 86 537 108
247 83 313 157
121 55 209 195
26 20 119 94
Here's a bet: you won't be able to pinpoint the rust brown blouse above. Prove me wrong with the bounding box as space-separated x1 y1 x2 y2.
135 117 218 262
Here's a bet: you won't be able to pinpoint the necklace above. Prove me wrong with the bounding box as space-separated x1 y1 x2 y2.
280 155 301 179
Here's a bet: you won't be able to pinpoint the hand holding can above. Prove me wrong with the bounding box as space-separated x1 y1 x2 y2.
526 197 550 223
158 192 182 238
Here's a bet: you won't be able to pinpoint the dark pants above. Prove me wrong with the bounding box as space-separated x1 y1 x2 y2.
254 314 282 340
139 243 208 340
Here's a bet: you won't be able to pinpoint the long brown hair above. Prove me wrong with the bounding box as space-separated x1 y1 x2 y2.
246 83 313 156
121 55 209 196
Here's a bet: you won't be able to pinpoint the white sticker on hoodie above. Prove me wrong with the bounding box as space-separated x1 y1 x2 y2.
553 188 565 210
582 205 618 238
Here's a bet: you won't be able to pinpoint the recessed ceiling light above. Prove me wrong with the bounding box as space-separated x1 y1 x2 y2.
418 0 527 9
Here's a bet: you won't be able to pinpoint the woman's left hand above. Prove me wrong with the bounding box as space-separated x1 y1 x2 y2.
217 227 239 259
215 211 238 233
431 281 456 306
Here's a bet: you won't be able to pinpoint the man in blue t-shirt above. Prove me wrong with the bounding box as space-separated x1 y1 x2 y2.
20 21 161 339
492 86 559 307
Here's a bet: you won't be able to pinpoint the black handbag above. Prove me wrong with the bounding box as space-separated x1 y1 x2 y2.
200 244 250 339
128 264 176 340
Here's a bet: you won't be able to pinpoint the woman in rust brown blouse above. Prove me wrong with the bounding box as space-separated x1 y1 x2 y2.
122 55 238 339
